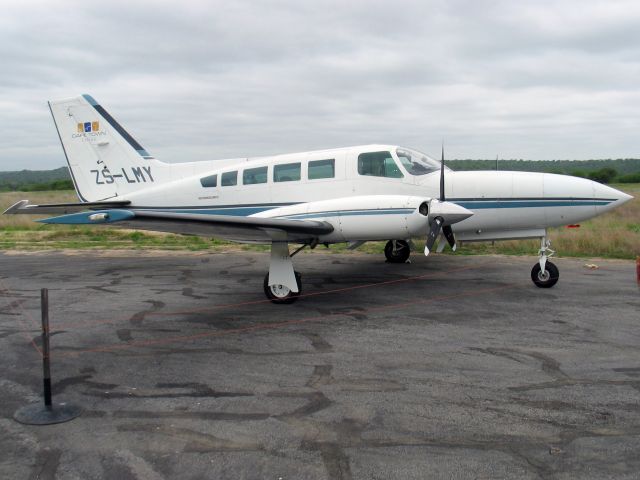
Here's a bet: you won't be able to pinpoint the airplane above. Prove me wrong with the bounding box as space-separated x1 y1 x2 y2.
4 94 633 303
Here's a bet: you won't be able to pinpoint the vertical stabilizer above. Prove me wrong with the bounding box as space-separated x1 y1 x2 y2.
48 95 172 202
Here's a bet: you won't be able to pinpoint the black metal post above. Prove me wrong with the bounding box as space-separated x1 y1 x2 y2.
41 288 52 408
13 288 81 425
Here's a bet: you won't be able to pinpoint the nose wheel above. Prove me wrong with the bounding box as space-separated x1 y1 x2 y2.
531 234 559 288
531 262 559 288
384 240 411 263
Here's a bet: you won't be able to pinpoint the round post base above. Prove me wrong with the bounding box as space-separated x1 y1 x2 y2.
13 402 82 425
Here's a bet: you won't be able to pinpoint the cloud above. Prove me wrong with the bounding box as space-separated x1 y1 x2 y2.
1 0 639 169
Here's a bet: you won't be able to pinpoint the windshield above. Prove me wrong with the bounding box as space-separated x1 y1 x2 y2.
395 148 442 175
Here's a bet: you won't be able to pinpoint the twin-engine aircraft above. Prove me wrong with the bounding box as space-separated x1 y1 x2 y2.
5 95 632 303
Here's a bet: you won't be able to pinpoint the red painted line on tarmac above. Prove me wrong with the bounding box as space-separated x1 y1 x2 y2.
55 282 516 358
53 260 493 330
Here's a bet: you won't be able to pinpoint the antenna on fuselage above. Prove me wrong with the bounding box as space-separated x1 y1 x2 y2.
440 142 445 202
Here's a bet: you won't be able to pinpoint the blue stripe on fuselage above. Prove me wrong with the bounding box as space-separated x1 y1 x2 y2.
129 198 614 218
452 199 613 209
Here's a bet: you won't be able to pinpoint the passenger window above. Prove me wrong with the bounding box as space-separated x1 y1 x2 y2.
200 174 217 188
243 166 268 185
274 163 301 182
308 159 335 180
221 171 237 187
358 151 403 178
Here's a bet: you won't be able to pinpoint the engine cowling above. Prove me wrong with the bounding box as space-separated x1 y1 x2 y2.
256 195 433 243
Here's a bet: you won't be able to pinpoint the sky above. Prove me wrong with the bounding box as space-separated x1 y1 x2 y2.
1 0 639 170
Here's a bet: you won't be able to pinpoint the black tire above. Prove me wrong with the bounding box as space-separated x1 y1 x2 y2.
531 261 559 288
384 240 410 263
263 271 302 304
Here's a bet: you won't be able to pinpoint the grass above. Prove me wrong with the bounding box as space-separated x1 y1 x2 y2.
0 185 638 259
0 191 218 251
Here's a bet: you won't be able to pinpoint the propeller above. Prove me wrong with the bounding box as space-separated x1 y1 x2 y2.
424 216 443 255
442 225 456 251
424 143 461 255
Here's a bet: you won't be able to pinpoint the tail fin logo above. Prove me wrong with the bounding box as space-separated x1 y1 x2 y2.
77 121 100 133
73 121 105 139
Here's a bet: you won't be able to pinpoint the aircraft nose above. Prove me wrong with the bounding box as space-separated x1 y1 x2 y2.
593 182 633 213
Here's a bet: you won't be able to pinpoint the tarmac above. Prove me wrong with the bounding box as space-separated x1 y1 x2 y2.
0 250 639 479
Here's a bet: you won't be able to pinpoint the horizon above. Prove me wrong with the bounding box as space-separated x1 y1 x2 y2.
3 157 640 174
1 1 639 169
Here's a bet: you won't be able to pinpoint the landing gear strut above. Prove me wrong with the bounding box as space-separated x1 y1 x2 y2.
264 241 307 303
384 240 410 263
531 234 559 288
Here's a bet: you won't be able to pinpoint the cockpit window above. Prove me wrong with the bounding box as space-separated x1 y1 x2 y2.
358 151 403 178
396 148 441 175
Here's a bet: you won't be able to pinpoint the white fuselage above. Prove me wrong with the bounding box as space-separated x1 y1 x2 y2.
116 144 630 244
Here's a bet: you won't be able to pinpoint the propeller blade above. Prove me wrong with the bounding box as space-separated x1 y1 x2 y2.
440 144 445 202
442 225 457 251
424 216 443 256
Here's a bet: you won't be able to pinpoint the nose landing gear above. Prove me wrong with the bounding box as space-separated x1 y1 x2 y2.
384 240 411 263
531 234 559 288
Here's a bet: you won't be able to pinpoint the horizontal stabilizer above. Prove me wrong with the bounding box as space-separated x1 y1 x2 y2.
3 199 131 215
38 209 135 224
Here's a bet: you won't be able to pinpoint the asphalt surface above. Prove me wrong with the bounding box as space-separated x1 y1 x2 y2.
0 250 639 479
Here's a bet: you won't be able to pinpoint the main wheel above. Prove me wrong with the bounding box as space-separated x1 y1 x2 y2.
263 271 302 304
531 261 559 288
384 240 410 263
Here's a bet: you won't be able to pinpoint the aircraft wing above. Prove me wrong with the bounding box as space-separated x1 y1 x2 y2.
125 210 334 242
4 201 333 243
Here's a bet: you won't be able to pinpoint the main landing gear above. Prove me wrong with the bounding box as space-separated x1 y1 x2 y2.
264 241 308 304
531 234 559 288
384 240 411 263
264 271 302 303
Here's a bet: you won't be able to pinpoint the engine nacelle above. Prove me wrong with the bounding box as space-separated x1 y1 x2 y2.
257 195 431 242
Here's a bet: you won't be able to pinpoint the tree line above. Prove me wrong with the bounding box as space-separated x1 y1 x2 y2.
448 158 640 184
0 179 74 192
1 159 639 191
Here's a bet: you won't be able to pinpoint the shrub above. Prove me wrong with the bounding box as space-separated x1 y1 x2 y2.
588 167 617 184
617 172 640 183
21 179 74 191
